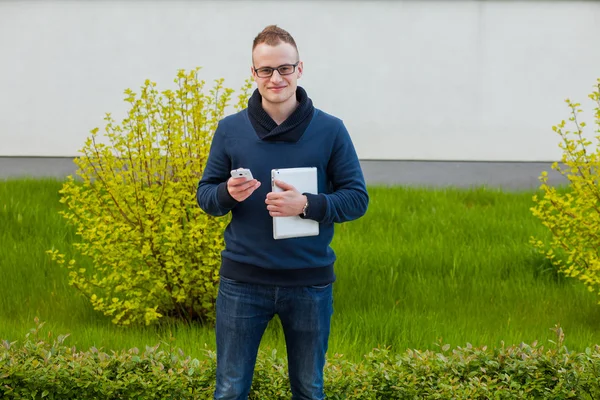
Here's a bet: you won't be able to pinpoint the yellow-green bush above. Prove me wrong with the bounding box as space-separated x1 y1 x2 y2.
47 69 252 326
531 79 600 298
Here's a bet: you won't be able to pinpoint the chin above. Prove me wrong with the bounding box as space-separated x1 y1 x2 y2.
269 90 295 103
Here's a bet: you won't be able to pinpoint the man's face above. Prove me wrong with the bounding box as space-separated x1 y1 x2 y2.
251 42 303 107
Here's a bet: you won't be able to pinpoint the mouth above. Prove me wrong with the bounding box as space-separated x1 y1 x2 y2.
268 86 287 91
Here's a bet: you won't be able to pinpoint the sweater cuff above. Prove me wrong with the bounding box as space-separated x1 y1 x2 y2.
217 181 239 209
300 193 327 222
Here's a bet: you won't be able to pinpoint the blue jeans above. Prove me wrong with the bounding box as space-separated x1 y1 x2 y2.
214 276 334 400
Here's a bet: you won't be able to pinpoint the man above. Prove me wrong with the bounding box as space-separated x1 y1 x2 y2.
196 25 369 400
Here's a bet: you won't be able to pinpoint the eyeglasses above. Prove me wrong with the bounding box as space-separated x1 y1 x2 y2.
253 62 299 78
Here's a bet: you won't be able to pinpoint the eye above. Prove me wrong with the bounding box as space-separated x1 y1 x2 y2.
256 68 273 76
278 66 293 74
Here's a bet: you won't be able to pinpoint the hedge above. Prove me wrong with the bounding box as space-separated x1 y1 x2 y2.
2 321 600 399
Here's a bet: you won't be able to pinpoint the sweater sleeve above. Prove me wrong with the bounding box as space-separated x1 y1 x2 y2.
196 122 238 216
303 121 369 224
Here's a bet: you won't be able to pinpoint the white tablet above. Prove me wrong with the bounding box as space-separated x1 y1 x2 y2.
271 167 319 240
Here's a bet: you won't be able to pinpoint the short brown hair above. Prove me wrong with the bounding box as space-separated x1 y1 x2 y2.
252 25 299 55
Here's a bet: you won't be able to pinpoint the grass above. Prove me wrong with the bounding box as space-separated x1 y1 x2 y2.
1 178 600 363
330 186 600 356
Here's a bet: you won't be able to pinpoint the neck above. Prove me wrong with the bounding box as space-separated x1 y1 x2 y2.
262 94 298 125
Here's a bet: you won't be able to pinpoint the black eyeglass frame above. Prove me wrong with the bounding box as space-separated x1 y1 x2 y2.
253 62 300 78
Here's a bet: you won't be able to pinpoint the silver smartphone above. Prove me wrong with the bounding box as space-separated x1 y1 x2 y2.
230 168 254 181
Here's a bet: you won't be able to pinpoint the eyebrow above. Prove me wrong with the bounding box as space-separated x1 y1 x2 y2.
254 62 299 69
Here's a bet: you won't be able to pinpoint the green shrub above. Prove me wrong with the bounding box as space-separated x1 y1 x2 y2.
47 69 252 326
531 79 600 300
2 320 600 399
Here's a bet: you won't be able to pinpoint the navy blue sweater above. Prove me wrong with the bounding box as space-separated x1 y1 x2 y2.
196 106 368 287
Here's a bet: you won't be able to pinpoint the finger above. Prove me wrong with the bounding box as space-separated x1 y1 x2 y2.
274 179 296 192
265 196 279 204
227 179 246 194
228 177 246 186
246 181 261 194
230 181 260 201
243 179 260 190
266 191 288 201
265 198 283 206
230 178 257 187
234 181 259 194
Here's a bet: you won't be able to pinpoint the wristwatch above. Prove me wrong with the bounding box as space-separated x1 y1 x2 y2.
301 199 309 218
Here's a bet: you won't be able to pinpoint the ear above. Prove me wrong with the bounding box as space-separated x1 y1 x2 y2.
297 61 303 79
250 65 258 82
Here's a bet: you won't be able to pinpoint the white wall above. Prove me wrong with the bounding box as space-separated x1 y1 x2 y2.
0 0 599 161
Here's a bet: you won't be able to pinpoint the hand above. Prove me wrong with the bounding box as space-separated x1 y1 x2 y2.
265 180 307 217
227 177 261 202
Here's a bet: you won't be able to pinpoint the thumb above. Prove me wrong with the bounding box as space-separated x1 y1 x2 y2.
274 179 296 191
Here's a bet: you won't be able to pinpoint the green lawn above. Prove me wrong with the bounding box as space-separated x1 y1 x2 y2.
1 179 599 362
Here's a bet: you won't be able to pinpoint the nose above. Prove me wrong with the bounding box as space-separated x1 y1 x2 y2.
270 69 283 83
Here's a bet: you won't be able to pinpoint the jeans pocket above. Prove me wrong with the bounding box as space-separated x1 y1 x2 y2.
309 283 332 290
219 276 242 285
